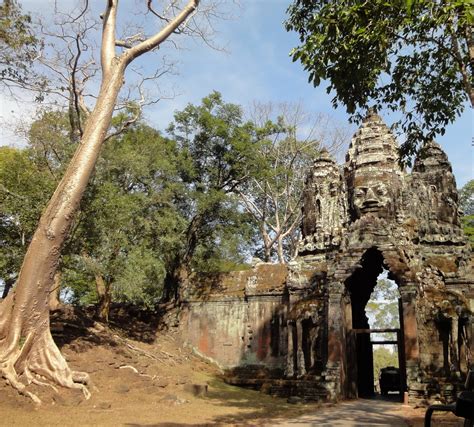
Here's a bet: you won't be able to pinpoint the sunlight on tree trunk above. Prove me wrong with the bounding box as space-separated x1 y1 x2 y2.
0 0 200 404
48 272 62 312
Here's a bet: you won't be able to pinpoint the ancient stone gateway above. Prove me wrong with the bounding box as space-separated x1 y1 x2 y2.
181 112 473 404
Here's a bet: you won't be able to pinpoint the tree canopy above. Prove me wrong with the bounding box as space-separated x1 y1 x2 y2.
0 0 40 88
285 0 474 160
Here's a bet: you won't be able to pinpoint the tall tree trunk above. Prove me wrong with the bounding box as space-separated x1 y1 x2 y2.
277 235 285 263
0 0 199 404
48 271 62 312
0 61 126 403
163 213 203 303
95 274 111 323
261 226 272 262
263 245 271 262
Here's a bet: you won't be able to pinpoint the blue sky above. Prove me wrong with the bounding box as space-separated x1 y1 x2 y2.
1 0 472 186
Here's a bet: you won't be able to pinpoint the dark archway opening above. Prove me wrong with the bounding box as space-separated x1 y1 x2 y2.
345 247 405 398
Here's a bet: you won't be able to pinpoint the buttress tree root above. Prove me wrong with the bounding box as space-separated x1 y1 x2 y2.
0 0 199 404
0 294 90 404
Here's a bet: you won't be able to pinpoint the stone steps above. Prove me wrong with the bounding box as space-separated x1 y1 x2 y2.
224 377 329 401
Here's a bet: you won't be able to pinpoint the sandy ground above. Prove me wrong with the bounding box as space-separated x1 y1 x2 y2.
0 310 322 426
0 308 468 426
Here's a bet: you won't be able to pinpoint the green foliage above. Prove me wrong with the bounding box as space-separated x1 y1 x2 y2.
61 256 97 306
112 247 166 309
286 0 473 161
459 179 474 216
3 93 334 306
167 91 259 274
373 346 399 382
0 146 55 284
68 123 182 308
0 0 40 88
461 215 474 248
244 114 322 261
459 180 474 248
28 110 77 174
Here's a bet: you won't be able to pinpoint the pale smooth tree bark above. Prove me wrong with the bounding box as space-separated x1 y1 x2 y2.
0 0 200 404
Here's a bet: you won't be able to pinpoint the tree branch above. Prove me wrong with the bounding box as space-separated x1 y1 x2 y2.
101 0 117 77
124 0 199 63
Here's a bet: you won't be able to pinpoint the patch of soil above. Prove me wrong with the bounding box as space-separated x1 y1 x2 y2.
2 306 465 426
0 305 320 426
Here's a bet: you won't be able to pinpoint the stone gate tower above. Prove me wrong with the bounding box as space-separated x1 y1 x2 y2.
292 111 472 401
181 111 473 404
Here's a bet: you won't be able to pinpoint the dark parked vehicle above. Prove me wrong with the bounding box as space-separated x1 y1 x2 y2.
379 366 401 395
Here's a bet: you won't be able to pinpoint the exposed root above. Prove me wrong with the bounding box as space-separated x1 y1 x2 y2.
119 365 139 374
24 367 59 393
1 324 91 404
111 332 166 364
119 364 155 380
2 364 41 405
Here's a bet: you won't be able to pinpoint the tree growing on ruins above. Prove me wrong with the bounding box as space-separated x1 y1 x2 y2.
285 0 473 160
0 0 207 404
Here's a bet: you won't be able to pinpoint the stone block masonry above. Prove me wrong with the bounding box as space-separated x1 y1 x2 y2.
180 111 473 405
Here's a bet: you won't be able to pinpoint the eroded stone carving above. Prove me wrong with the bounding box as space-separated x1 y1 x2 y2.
180 112 473 405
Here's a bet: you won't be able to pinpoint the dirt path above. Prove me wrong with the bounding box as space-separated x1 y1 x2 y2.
270 398 408 427
269 397 465 427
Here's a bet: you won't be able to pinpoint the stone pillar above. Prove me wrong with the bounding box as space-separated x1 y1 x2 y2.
325 282 345 400
399 285 420 398
450 315 459 373
296 319 306 377
400 285 420 360
286 321 295 378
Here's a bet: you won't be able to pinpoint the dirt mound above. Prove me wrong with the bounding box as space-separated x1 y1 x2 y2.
0 305 318 426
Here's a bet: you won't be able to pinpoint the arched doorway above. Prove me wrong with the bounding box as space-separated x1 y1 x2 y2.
344 247 406 398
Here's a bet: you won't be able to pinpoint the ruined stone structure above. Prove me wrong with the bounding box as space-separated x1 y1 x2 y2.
181 111 473 404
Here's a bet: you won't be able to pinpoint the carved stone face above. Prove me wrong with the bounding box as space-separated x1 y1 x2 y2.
352 175 392 219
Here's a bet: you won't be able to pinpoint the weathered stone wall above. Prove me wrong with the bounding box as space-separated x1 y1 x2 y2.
181 264 288 370
182 297 287 369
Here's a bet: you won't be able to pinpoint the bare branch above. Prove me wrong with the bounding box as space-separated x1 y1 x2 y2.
124 0 200 63
101 0 117 77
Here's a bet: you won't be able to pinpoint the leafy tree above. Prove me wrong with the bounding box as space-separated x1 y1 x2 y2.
68 123 182 320
0 0 208 404
241 103 347 262
285 0 474 160
0 0 40 88
459 179 474 216
0 146 55 296
0 109 84 303
165 92 258 299
459 180 474 247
